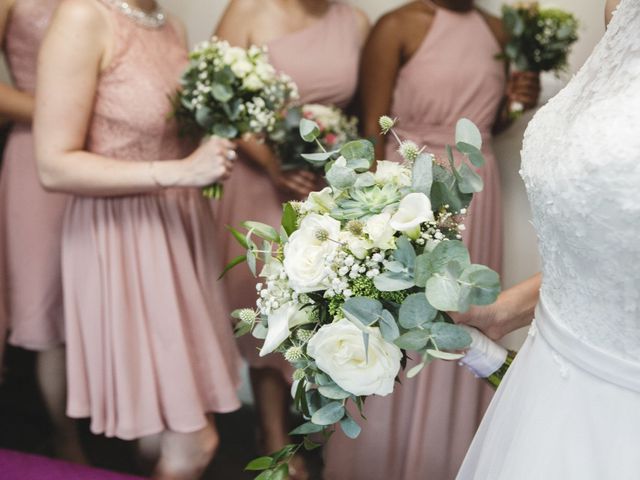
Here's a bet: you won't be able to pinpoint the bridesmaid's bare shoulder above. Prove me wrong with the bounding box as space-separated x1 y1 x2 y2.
165 13 189 48
476 8 508 48
53 0 110 33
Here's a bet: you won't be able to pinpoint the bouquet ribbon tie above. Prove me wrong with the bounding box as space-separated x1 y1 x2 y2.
459 325 509 378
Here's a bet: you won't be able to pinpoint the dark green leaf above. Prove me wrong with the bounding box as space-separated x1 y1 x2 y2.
281 203 298 236
271 464 290 480
245 456 274 471
219 254 246 279
303 436 322 451
227 225 249 249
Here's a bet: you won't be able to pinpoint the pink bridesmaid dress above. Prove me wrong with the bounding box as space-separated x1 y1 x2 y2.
216 1 362 380
62 2 240 440
0 0 66 363
324 4 506 480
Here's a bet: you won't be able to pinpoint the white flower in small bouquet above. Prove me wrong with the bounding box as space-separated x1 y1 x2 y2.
173 38 299 198
229 116 512 477
500 2 579 117
268 103 359 171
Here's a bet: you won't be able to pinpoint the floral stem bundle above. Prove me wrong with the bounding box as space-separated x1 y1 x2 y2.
268 103 359 171
501 2 579 117
173 38 298 198
229 116 511 477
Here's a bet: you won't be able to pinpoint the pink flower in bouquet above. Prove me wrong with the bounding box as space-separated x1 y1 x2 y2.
325 133 338 146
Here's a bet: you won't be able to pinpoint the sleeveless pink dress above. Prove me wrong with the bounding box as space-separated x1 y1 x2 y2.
0 0 66 359
62 3 240 440
324 5 506 480
216 2 362 379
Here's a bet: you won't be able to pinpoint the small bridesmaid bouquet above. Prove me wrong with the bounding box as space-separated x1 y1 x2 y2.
173 38 299 198
268 103 359 171
227 116 512 478
500 2 579 118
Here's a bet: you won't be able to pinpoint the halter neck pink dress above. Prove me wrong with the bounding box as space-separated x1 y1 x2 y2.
324 4 506 479
216 1 362 379
61 2 240 440
0 0 66 363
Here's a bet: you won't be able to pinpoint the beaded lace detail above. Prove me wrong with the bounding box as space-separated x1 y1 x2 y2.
520 0 640 361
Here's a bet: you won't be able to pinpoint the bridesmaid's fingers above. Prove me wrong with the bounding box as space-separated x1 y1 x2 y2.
295 169 318 182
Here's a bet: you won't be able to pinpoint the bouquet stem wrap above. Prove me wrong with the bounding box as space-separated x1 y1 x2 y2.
459 325 516 388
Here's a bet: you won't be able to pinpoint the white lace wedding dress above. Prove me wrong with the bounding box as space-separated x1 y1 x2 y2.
457 1 640 478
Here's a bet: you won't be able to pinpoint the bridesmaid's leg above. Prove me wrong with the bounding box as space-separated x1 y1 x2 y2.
153 420 219 480
250 367 309 480
36 346 87 463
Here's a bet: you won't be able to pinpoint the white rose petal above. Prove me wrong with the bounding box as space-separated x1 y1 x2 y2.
243 73 264 91
305 187 337 214
306 319 402 396
365 212 396 250
374 161 412 187
389 193 434 239
339 231 372 260
284 214 341 292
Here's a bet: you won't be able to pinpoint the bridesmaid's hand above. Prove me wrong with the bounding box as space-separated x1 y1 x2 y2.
268 167 318 199
181 137 236 187
507 71 541 111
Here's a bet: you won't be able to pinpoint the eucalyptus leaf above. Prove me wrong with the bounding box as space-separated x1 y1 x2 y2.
406 362 426 378
427 241 471 274
455 118 482 151
243 221 280 243
461 264 501 306
346 157 373 172
394 329 430 351
326 164 357 190
430 322 473 350
212 123 238 138
426 349 465 361
457 163 484 194
399 293 438 329
195 106 214 129
311 401 346 426
340 140 374 165
414 253 431 288
340 414 362 439
456 143 485 168
354 172 376 188
411 153 434 195
342 297 383 327
301 151 336 167
430 180 472 212
373 271 414 292
318 384 351 400
300 118 320 142
378 309 400 342
252 323 268 340
425 262 465 312
393 236 417 269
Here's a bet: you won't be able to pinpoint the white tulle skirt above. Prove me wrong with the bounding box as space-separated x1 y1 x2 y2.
457 307 640 480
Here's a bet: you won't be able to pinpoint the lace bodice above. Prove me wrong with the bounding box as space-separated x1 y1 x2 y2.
521 0 640 362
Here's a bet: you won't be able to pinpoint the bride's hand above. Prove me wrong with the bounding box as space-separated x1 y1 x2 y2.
450 302 506 342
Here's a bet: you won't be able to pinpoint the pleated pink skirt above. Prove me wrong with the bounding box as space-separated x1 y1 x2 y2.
63 188 241 439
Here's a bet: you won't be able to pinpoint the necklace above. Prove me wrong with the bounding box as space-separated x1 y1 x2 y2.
101 0 166 29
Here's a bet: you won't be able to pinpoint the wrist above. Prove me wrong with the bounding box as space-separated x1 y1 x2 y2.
149 160 183 188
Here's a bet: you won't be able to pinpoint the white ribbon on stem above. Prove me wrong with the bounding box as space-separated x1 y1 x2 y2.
458 325 508 378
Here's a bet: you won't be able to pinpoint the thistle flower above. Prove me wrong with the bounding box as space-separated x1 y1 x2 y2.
293 369 306 382
237 308 257 324
284 346 305 362
397 140 423 162
345 220 365 237
379 116 396 134
296 329 314 343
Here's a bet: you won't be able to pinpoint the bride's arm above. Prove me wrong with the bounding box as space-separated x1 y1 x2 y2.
34 0 233 196
454 273 541 341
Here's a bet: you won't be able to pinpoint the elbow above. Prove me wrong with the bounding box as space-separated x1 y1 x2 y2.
36 154 67 193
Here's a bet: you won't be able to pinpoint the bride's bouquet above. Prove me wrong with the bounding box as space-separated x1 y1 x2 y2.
268 103 359 171
230 116 513 476
173 38 298 198
500 2 579 117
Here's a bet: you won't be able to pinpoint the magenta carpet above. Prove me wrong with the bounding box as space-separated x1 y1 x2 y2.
0 449 143 479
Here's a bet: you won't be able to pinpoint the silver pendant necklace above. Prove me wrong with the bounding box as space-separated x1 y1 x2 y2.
101 0 166 29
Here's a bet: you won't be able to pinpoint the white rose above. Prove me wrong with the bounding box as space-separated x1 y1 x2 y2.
339 231 372 260
389 192 434 239
305 187 337 214
306 319 402 396
260 302 311 356
243 73 264 91
374 161 412 187
284 214 341 292
365 212 396 250
230 58 253 78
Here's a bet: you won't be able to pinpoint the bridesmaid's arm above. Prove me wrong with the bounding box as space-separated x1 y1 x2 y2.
34 0 233 196
213 0 253 47
359 13 403 161
453 273 541 340
0 0 34 123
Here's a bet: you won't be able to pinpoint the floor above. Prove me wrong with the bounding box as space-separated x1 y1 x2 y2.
0 346 323 479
